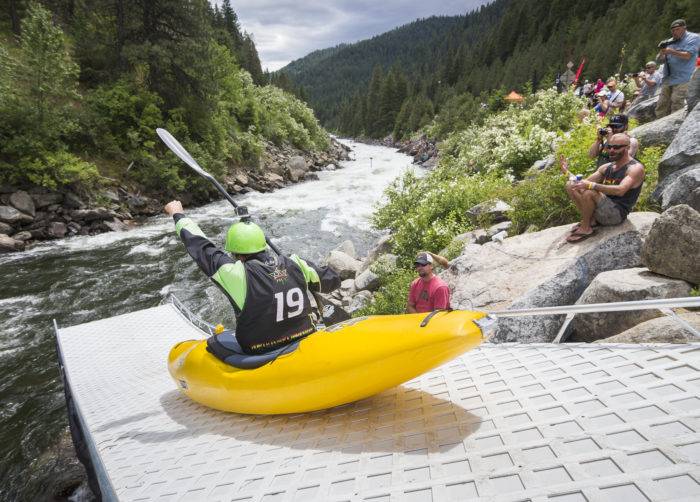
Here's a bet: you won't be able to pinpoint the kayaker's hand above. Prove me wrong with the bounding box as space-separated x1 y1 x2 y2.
164 200 184 216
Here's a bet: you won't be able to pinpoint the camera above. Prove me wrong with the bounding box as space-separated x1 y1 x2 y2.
658 38 675 49
598 128 609 136
632 72 639 77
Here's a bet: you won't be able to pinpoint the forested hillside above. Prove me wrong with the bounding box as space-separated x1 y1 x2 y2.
280 0 697 139
0 0 329 201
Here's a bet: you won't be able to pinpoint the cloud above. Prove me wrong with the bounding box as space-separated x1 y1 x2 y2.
226 0 489 71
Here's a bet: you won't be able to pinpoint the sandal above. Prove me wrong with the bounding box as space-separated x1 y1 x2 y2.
570 221 599 232
566 228 596 243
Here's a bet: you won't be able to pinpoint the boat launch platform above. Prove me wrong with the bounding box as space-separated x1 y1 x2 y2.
55 304 700 501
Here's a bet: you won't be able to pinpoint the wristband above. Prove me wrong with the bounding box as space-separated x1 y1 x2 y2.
587 182 595 190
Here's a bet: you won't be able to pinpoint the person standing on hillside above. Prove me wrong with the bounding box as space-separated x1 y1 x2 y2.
561 134 645 243
406 252 451 313
656 19 700 117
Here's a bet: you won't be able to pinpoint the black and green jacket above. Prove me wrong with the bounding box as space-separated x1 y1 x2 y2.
173 214 338 353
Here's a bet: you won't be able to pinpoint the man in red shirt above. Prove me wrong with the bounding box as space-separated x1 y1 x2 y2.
406 252 451 313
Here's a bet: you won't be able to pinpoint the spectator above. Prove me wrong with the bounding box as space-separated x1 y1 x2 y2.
561 134 645 243
587 114 639 167
632 62 662 103
602 78 625 115
656 19 700 117
593 88 610 118
406 252 451 313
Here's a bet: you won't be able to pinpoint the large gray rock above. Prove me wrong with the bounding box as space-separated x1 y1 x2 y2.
355 268 381 292
629 108 685 147
69 208 115 222
0 205 33 225
627 95 660 123
466 199 512 224
347 290 373 314
442 212 660 343
12 231 32 241
642 204 700 284
0 234 25 252
0 222 12 234
9 190 35 217
31 191 63 208
651 164 698 204
357 234 392 273
594 312 700 344
63 192 85 209
657 104 700 182
47 222 67 239
660 168 700 211
569 268 691 342
287 156 308 182
326 250 361 280
333 239 357 259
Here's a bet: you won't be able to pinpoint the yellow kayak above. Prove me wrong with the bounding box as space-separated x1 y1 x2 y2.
168 310 485 414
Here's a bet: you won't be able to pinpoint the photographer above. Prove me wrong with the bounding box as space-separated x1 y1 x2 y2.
588 114 639 167
656 19 700 118
632 62 662 103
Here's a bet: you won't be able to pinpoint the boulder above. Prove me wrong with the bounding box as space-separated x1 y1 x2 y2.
304 173 320 181
629 108 685 147
487 221 512 238
355 268 381 292
466 199 512 224
660 168 700 211
627 95 660 124
0 234 25 252
642 204 700 284
69 208 115 222
287 156 307 172
104 218 129 232
525 156 556 177
333 239 357 259
63 192 85 209
347 290 373 314
32 192 63 209
0 205 33 225
263 172 284 184
0 222 12 234
651 163 698 204
66 221 81 235
324 164 337 171
326 250 361 280
234 173 249 186
657 104 700 182
568 268 692 342
47 222 67 239
9 190 35 217
357 234 392 273
442 212 660 343
11 231 33 241
594 312 700 344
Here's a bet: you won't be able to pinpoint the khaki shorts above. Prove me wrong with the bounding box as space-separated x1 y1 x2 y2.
594 194 625 225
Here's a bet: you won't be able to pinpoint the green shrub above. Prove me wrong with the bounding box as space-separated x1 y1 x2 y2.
19 151 101 190
635 145 664 212
354 267 415 316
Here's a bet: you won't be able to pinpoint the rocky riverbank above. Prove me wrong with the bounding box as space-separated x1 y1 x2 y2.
0 139 350 253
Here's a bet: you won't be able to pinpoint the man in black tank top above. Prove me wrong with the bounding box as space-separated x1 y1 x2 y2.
561 133 645 243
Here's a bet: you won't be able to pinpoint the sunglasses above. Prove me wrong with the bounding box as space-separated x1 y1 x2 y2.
608 144 629 150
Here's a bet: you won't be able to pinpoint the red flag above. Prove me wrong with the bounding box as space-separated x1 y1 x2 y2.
574 57 587 83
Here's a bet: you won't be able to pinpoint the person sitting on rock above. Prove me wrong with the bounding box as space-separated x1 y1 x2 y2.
587 114 639 167
632 62 662 103
601 78 626 115
406 252 451 313
164 200 339 354
561 134 645 243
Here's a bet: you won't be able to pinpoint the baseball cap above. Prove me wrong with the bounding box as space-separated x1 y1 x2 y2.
414 252 433 266
608 114 628 127
670 19 686 29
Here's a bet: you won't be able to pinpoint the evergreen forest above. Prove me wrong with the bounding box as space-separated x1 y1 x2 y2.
279 0 698 139
0 0 329 199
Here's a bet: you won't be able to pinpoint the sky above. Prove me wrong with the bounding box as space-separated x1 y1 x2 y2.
226 1 491 71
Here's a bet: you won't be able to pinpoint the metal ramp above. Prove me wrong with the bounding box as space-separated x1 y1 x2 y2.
55 304 700 501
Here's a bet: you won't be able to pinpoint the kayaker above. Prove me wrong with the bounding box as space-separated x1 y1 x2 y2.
406 251 451 313
164 200 339 354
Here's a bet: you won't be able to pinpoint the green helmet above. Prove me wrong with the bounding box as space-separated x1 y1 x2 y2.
224 221 267 254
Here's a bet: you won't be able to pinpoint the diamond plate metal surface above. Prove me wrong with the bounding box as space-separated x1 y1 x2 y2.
56 305 700 501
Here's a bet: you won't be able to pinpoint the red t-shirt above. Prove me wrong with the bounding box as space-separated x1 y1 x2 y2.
408 275 451 313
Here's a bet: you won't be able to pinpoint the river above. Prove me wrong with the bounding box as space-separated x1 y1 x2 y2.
0 140 415 501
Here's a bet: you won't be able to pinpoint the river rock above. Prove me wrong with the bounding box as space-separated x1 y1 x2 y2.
594 312 700 344
63 192 85 209
9 190 35 217
0 205 33 225
263 172 284 185
48 222 68 239
657 103 700 182
629 108 685 147
660 168 700 211
568 268 692 342
355 268 380 292
333 240 357 259
104 218 129 232
0 222 12 234
642 204 700 284
0 234 25 252
11 231 32 241
31 191 63 209
487 221 512 237
466 199 512 224
347 290 373 314
69 208 115 222
442 212 660 343
324 164 336 171
66 221 81 235
357 235 392 273
326 250 361 280
627 94 660 123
